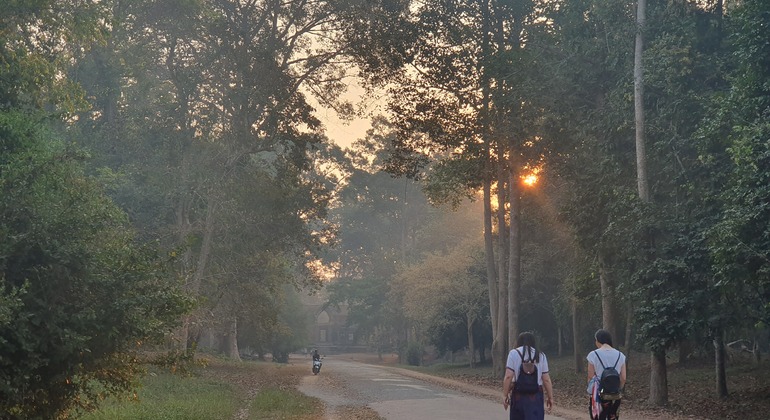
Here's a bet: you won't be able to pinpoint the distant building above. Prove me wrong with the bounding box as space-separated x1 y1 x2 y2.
301 288 366 354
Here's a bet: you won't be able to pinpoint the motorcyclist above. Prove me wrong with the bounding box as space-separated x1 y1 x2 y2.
312 349 320 361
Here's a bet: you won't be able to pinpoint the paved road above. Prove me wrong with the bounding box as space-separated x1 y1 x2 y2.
298 356 565 420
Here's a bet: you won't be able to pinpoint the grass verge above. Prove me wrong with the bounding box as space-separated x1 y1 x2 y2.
250 387 322 419
79 369 239 420
79 356 324 420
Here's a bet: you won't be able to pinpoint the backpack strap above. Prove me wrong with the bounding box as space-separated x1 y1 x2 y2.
594 350 622 369
611 351 621 369
594 350 608 370
519 346 537 362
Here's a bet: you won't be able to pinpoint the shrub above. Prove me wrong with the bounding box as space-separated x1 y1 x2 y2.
406 342 423 366
0 112 190 418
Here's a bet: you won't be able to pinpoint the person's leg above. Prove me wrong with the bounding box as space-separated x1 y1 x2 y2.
589 396 600 419
510 393 522 420
608 400 621 420
598 400 613 420
531 391 545 420
511 392 543 420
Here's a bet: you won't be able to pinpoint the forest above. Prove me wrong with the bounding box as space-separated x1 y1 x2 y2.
1 0 769 418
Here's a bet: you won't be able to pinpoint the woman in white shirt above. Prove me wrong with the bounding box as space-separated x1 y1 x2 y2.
587 329 627 420
502 332 554 420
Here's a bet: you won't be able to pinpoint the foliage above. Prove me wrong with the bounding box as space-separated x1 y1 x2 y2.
392 236 488 350
0 0 99 113
707 0 770 328
325 124 436 353
543 0 733 359
0 111 189 418
406 342 423 366
65 0 363 357
267 287 312 363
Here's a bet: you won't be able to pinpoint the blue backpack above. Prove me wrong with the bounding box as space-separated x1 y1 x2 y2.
513 348 539 394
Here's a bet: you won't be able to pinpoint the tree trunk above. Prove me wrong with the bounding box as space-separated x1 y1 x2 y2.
483 178 503 377
649 349 668 406
678 339 691 366
167 39 199 352
598 251 617 339
173 195 193 351
224 318 241 361
714 329 728 398
479 0 499 376
467 315 476 369
634 0 649 203
492 267 508 378
752 338 761 365
572 299 583 373
625 303 634 352
494 159 510 377
376 326 383 361
400 178 408 263
508 168 521 348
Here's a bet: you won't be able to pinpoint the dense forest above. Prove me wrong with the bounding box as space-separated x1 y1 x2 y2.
1 0 769 418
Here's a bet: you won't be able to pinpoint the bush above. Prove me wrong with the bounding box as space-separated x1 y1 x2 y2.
0 112 190 418
406 342 423 366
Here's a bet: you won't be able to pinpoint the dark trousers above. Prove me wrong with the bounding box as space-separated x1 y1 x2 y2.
589 398 621 420
510 387 545 420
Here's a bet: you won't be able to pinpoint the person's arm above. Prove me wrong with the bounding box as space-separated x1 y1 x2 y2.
542 372 554 413
587 360 596 382
502 368 514 410
620 362 627 389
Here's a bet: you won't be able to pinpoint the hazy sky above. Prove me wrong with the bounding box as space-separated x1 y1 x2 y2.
317 105 372 149
313 80 383 149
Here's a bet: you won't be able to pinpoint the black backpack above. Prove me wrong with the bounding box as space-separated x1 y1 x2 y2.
513 348 539 394
594 350 622 400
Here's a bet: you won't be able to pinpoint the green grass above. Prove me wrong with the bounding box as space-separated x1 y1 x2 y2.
249 388 321 419
79 371 239 420
78 358 323 420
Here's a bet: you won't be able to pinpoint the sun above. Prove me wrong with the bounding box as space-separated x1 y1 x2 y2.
522 173 538 187
520 164 542 187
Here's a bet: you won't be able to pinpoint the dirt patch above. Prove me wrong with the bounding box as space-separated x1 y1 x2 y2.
199 357 324 420
330 405 385 420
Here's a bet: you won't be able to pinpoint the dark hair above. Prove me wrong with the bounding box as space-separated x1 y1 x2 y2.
516 331 540 362
595 329 613 346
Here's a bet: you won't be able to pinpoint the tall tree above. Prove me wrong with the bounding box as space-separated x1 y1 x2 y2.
699 0 770 397
1 2 189 416
393 238 488 368
543 0 639 356
326 119 435 361
351 0 550 377
71 0 398 356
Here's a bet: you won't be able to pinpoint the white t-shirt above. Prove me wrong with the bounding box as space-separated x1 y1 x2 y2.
587 348 625 378
506 346 549 386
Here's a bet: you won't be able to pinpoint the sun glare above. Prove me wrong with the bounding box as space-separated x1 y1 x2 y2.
522 174 538 186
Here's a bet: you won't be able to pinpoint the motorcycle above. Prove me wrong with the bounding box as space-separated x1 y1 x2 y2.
312 357 322 375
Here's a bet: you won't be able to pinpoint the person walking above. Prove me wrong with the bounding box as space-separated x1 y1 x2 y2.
587 329 627 420
502 332 554 420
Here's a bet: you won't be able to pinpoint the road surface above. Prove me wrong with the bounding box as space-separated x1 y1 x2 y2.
298 356 565 420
